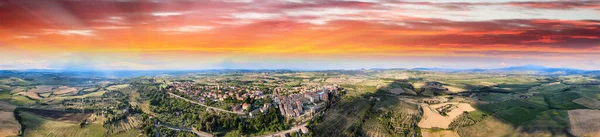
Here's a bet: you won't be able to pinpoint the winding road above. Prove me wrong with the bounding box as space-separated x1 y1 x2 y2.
167 92 247 115
155 122 214 137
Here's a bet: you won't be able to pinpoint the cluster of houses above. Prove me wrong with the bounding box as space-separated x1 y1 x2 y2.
275 94 304 117
170 82 340 118
271 84 338 95
273 85 338 117
169 82 266 103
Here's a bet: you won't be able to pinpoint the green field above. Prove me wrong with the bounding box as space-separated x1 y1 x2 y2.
10 95 36 106
570 85 600 99
0 85 12 100
311 98 372 136
478 93 511 102
470 83 600 136
19 112 106 137
520 110 570 134
467 110 487 122
0 77 34 86
43 90 107 104
496 107 543 125
544 92 586 110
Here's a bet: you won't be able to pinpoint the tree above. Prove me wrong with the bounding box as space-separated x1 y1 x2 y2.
224 129 243 137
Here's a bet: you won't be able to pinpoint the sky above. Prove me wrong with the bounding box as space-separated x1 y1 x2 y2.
0 0 599 70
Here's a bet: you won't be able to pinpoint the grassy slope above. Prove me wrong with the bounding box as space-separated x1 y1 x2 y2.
0 85 13 100
467 82 600 136
43 90 107 104
311 98 372 136
10 96 36 106
19 112 106 137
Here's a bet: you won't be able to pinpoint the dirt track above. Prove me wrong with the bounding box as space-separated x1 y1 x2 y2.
155 122 214 137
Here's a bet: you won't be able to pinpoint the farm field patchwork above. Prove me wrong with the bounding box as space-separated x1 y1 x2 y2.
568 109 600 137
52 86 78 95
418 103 475 129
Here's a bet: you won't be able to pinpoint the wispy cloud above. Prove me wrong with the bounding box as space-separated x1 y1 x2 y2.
157 25 214 33
41 29 95 36
151 12 184 17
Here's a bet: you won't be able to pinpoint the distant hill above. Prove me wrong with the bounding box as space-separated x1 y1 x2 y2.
412 65 592 75
497 64 549 71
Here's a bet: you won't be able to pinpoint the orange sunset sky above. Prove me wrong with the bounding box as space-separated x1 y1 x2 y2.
1 0 599 70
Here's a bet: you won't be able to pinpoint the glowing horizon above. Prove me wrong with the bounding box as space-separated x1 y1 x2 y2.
1 0 599 70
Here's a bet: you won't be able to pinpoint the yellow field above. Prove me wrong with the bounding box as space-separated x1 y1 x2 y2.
413 82 427 89
421 129 459 137
106 84 130 91
19 112 106 137
52 86 78 95
16 92 42 100
30 86 54 93
418 103 476 129
444 86 466 93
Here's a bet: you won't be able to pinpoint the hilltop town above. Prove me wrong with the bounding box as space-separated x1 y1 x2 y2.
169 81 339 118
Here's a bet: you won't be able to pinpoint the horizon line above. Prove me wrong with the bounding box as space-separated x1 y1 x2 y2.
0 65 597 72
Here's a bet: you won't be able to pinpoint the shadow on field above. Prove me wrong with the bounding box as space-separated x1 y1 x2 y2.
310 80 419 137
14 108 93 136
18 108 92 122
470 84 583 137
14 109 43 136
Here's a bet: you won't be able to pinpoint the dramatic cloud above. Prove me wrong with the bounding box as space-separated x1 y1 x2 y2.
0 0 599 70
